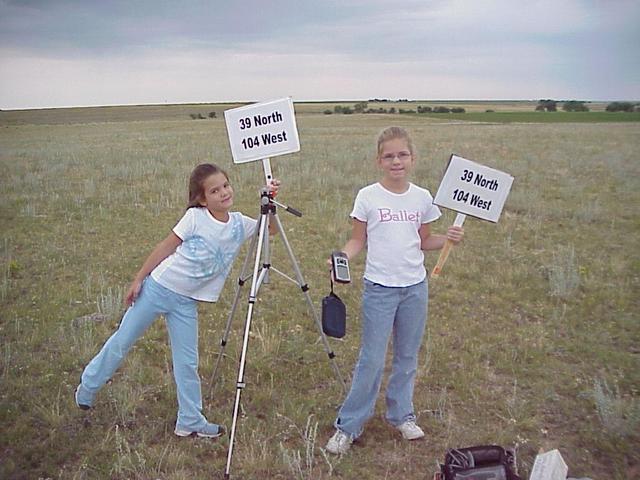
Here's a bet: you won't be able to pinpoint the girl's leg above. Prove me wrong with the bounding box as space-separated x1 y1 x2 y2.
335 280 399 438
385 280 428 426
81 277 162 396
164 294 208 430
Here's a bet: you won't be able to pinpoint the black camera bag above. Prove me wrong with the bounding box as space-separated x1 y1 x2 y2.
321 289 346 338
439 445 521 480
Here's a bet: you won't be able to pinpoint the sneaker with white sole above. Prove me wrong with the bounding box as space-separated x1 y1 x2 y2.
174 422 225 438
396 420 425 440
325 429 353 454
74 384 94 410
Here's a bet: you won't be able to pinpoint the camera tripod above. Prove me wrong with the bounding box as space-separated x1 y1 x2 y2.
208 159 346 479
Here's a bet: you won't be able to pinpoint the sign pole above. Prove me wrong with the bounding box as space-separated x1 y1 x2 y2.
431 213 466 278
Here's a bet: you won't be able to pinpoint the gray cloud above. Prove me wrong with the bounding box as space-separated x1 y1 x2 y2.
0 0 638 108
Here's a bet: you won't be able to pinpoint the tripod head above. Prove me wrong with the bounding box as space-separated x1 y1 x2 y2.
259 158 302 217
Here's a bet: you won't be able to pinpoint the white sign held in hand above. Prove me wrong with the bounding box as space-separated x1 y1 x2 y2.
431 154 514 278
433 154 514 223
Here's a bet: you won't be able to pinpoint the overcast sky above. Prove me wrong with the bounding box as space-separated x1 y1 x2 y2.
1 0 638 109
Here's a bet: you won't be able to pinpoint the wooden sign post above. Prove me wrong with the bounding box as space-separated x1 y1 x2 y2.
431 154 514 278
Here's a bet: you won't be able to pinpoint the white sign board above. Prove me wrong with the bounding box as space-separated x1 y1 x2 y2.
433 154 514 223
529 449 568 480
224 97 300 164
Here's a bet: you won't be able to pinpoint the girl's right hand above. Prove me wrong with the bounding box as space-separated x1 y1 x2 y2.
268 178 281 197
125 279 143 306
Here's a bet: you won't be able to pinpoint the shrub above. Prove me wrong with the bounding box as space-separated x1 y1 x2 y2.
208 111 217 118
323 110 333 115
433 106 451 113
353 102 368 113
562 101 589 112
605 101 635 112
537 100 557 112
451 107 466 113
333 105 357 114
593 378 640 437
548 245 580 298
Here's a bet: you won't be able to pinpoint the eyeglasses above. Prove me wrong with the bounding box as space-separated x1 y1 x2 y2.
380 152 412 161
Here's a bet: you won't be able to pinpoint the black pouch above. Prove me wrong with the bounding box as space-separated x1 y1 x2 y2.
321 280 346 338
438 445 521 480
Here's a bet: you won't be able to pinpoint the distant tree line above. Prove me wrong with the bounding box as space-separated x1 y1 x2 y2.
605 101 639 112
325 102 465 115
367 98 410 102
535 100 640 112
190 112 217 119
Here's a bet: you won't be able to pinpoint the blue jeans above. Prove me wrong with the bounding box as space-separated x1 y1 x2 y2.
81 277 208 430
335 279 428 438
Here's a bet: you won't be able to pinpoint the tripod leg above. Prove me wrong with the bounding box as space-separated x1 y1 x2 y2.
270 213 347 394
225 212 269 479
207 218 261 399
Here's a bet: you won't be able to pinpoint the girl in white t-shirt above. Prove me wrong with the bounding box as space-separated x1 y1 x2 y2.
75 163 279 438
326 127 464 454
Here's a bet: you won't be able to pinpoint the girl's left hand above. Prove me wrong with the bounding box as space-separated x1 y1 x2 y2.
447 226 464 244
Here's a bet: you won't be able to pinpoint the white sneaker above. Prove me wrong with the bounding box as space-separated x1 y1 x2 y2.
174 422 225 438
396 420 425 440
325 429 352 454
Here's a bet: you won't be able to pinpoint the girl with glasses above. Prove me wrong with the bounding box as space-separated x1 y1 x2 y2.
326 126 464 454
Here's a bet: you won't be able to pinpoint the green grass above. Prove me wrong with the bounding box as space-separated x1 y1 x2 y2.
0 105 638 479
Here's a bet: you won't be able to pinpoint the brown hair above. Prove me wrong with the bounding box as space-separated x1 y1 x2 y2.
187 163 229 209
376 126 416 157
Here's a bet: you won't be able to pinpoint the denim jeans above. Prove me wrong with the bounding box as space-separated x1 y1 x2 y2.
335 278 428 438
81 276 208 430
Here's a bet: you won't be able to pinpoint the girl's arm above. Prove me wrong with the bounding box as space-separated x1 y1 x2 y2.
420 224 464 251
125 232 183 305
340 218 367 260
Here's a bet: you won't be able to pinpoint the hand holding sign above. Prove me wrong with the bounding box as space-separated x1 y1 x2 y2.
431 155 514 278
431 213 467 277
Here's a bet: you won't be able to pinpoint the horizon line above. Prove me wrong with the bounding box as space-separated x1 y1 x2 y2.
2 98 635 112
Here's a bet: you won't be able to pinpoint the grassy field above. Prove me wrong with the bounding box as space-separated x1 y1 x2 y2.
0 103 638 479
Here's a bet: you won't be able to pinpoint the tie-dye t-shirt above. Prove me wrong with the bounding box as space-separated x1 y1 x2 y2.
151 208 256 301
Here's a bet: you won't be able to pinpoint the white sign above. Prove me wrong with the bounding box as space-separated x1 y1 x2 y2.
529 449 568 480
433 154 514 223
224 97 300 164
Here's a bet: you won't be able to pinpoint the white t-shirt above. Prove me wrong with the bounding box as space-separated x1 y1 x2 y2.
151 208 257 302
351 182 441 287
